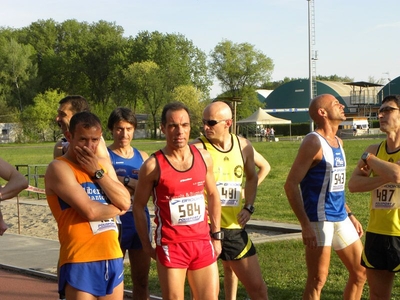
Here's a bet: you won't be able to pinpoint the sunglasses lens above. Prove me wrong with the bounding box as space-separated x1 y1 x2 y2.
203 120 218 126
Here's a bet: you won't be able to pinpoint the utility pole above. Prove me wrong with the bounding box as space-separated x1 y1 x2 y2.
307 0 316 132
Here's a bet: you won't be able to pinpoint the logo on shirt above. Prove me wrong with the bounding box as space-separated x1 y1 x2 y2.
234 165 243 178
334 156 345 167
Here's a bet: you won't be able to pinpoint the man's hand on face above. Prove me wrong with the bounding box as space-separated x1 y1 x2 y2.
75 146 99 176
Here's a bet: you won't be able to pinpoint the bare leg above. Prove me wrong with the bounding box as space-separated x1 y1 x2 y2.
303 246 331 300
156 260 187 300
188 261 219 300
222 261 238 300
335 240 366 300
65 280 124 300
226 255 268 300
366 269 395 300
127 248 151 300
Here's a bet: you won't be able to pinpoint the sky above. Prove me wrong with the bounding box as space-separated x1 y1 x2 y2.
1 0 399 98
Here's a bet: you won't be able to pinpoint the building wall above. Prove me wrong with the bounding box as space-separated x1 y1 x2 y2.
377 76 400 100
259 80 353 123
0 123 19 143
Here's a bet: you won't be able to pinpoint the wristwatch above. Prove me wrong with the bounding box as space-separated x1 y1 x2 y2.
243 204 255 214
93 169 105 180
123 176 130 186
361 152 372 164
211 231 224 240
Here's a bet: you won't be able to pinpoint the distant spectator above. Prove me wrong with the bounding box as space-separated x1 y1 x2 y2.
269 127 275 142
266 127 270 142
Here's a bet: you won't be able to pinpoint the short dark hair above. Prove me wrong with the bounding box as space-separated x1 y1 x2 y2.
59 95 90 114
107 107 137 131
69 111 102 134
382 95 400 107
161 102 190 126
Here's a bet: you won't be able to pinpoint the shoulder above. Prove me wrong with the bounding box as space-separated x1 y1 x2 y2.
295 133 323 159
46 159 73 181
237 135 254 155
196 147 213 168
138 150 149 161
190 137 205 149
302 132 321 147
366 143 381 154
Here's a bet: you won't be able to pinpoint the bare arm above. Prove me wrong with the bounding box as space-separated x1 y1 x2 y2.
240 138 258 206
74 145 131 211
348 144 388 193
284 135 321 248
45 159 124 221
236 137 257 227
53 140 64 158
0 158 28 200
200 148 222 256
253 148 270 186
132 156 157 259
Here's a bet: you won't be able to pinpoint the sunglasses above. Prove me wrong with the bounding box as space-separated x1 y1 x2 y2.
378 106 400 114
202 119 226 126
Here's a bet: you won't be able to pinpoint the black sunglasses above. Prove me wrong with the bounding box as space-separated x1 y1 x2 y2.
202 119 226 126
378 106 400 114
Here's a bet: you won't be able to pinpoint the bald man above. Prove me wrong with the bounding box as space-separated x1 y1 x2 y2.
284 94 366 299
192 101 268 300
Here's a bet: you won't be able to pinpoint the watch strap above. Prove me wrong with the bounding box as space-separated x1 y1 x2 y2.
243 204 255 214
123 176 130 186
210 231 224 240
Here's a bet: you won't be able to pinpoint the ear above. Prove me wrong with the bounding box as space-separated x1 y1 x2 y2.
65 130 72 142
225 119 233 127
160 124 166 134
318 108 327 117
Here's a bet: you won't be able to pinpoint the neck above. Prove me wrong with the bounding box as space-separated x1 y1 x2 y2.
209 133 232 151
109 144 132 157
63 151 78 165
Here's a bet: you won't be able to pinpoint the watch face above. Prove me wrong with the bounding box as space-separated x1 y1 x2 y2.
95 169 104 179
361 152 369 161
245 205 255 213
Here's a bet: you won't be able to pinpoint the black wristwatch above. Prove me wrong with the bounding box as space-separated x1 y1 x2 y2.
211 231 224 240
123 176 130 186
93 169 105 180
361 152 372 164
243 204 255 214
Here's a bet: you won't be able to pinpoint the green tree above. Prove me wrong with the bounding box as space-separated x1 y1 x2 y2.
20 89 65 142
18 19 62 93
124 61 169 138
209 40 274 97
0 38 38 111
129 31 212 94
171 85 207 138
316 74 354 82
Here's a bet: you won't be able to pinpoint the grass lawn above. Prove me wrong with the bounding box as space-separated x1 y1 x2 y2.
1 137 399 299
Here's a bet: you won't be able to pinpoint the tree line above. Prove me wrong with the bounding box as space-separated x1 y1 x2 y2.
0 19 352 142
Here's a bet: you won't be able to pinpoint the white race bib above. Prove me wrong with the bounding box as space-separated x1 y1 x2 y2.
372 184 400 209
217 181 241 206
169 194 205 225
329 167 345 192
89 218 118 235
